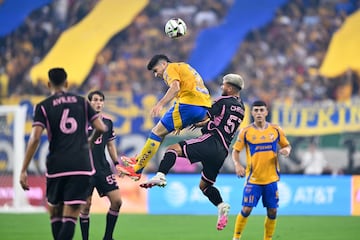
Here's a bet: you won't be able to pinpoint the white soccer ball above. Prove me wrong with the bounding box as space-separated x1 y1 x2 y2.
164 18 187 38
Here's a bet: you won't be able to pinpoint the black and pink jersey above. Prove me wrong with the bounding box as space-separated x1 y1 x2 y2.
32 91 99 178
201 96 245 150
88 115 116 174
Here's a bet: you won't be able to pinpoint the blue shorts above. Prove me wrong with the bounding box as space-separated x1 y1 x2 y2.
242 182 279 208
161 102 208 132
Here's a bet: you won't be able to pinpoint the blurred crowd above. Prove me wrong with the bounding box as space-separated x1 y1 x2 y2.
0 0 359 105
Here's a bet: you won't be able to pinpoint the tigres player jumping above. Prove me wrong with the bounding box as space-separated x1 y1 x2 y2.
117 54 211 180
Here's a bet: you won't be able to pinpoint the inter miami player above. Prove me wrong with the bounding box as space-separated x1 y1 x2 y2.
20 68 107 240
79 90 122 240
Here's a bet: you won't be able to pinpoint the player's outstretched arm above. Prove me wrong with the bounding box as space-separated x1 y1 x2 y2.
20 126 43 190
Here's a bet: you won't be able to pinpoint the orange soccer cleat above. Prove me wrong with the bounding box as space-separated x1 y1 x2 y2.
116 164 141 181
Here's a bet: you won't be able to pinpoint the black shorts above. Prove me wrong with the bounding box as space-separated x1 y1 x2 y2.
179 133 228 184
47 175 91 206
88 169 119 197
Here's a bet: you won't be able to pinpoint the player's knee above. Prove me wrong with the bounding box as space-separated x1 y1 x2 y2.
166 143 183 155
110 198 122 210
80 203 91 214
242 206 252 216
267 208 277 219
199 180 212 193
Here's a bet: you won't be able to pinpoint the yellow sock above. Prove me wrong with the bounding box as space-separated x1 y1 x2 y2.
134 134 162 173
264 216 277 240
233 212 249 239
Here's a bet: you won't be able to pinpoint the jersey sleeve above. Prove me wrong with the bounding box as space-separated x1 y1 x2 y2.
32 104 46 128
207 98 223 119
108 120 116 142
233 128 246 151
164 63 180 86
86 100 99 122
276 125 290 148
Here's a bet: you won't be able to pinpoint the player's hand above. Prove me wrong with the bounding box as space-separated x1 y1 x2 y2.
189 118 210 131
173 129 182 135
234 164 246 178
150 104 163 117
279 147 290 157
20 171 29 191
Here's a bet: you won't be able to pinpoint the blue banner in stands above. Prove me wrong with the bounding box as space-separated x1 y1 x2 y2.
188 0 288 82
0 0 52 37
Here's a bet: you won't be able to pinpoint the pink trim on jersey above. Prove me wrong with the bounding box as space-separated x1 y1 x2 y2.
41 105 52 140
183 134 211 159
32 121 45 128
62 217 78 223
64 200 86 205
206 105 229 150
90 113 100 122
183 145 189 159
108 209 119 216
208 126 229 151
46 170 95 178
167 149 178 156
79 213 89 219
89 147 96 174
201 171 215 184
101 114 113 121
185 133 211 145
51 217 62 223
212 105 225 126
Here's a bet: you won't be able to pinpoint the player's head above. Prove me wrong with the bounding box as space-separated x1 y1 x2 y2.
147 54 171 78
48 68 67 88
221 73 244 96
251 100 268 123
88 90 105 113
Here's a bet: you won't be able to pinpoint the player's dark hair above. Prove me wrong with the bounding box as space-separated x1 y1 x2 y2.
48 68 67 86
252 100 267 108
147 54 171 70
88 90 105 101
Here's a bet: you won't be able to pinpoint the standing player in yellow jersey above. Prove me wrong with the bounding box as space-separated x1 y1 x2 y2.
231 100 291 240
117 54 211 180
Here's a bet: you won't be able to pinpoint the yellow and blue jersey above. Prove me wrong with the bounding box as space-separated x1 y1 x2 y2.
164 62 211 108
233 122 290 185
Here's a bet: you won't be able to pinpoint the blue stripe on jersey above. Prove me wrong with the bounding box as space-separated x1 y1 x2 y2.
248 141 278 156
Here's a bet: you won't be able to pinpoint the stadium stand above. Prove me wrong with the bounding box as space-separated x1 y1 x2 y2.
0 0 359 103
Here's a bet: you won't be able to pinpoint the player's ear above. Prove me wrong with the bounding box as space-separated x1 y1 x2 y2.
47 81 51 89
64 80 68 88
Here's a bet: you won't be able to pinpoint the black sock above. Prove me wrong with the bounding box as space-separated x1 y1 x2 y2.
203 185 223 206
50 217 62 239
79 213 90 240
57 216 77 240
103 209 119 240
158 151 177 174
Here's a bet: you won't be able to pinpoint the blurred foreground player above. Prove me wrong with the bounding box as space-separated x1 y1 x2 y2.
20 68 107 240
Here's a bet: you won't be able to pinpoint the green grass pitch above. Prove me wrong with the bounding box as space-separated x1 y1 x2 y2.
0 214 359 239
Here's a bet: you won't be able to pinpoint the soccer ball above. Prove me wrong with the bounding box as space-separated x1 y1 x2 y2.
164 18 187 38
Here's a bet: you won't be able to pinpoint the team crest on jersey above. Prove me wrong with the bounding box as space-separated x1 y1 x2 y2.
252 135 256 141
260 135 266 140
269 133 275 141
